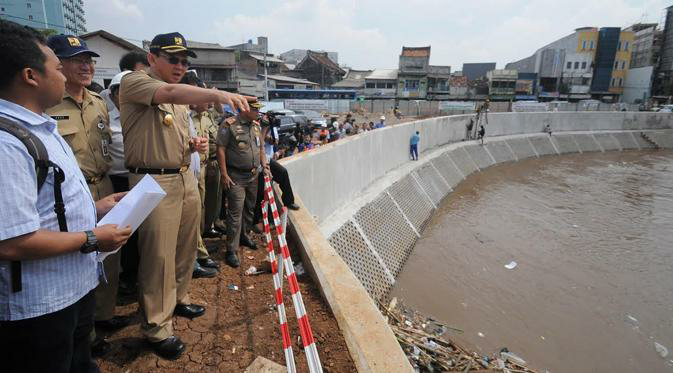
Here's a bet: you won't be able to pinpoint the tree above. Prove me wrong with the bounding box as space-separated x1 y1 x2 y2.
39 28 58 38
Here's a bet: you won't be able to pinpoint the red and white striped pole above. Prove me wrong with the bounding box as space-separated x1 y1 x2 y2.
261 199 296 373
264 176 323 373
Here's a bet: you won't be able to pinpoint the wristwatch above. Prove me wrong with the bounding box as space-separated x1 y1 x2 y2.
80 230 99 253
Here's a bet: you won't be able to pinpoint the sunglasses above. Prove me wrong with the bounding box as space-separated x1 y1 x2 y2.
160 53 190 67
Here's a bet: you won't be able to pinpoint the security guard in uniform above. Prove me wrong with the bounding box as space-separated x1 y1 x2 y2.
45 35 129 353
217 101 268 268
119 32 250 360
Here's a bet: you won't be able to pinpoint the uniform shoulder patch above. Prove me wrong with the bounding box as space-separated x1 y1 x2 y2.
223 117 237 126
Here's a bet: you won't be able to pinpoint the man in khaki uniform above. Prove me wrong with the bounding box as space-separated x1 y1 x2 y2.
45 35 128 354
119 32 249 360
181 73 219 277
217 102 268 268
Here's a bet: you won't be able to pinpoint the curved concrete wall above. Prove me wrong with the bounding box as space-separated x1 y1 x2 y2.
280 112 673 373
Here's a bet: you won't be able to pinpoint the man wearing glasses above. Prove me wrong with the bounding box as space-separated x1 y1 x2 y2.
119 32 250 359
45 35 127 355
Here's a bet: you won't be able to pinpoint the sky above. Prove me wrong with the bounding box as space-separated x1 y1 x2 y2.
85 0 671 71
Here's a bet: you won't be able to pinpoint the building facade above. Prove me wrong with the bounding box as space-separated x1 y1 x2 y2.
506 26 633 101
280 49 338 66
396 46 450 99
80 30 144 87
653 5 673 99
487 69 517 100
462 63 496 81
364 69 398 98
0 0 85 34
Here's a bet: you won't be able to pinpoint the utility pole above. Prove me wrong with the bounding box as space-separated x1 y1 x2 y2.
264 43 269 102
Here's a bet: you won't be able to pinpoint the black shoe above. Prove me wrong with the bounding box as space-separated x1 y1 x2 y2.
149 336 185 360
197 257 220 269
174 304 206 318
205 240 220 254
239 234 257 250
95 315 131 331
225 251 240 268
91 337 111 358
286 203 300 211
202 228 221 239
193 262 217 278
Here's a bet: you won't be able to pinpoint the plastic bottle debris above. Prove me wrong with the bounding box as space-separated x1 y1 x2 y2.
227 284 239 291
294 262 306 276
379 298 537 372
655 342 669 358
244 266 258 276
478 332 485 338
501 351 527 366
504 261 518 270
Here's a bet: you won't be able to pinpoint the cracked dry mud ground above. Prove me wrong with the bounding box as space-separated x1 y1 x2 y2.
96 234 356 372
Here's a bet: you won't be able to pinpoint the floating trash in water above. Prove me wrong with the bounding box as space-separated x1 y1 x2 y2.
572 224 579 228
655 342 669 358
626 315 639 324
478 332 485 338
504 261 518 270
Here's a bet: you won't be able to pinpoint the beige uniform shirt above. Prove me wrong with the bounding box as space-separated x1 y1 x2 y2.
46 89 111 181
191 110 218 164
119 71 191 169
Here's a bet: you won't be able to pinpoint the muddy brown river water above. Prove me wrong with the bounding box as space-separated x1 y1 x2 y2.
391 150 673 373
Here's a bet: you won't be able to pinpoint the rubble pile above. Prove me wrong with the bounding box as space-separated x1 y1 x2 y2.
380 298 537 373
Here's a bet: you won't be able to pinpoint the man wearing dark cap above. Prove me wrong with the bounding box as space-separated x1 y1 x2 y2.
217 101 268 268
119 32 250 359
45 34 130 354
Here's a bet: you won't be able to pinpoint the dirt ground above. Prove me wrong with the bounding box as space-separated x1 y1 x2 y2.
95 234 356 373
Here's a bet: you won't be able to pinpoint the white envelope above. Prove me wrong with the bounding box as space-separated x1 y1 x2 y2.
97 174 166 261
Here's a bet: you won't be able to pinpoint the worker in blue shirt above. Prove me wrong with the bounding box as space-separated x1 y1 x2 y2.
410 131 420 161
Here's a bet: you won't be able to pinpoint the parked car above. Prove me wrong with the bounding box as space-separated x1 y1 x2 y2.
272 114 309 144
657 105 673 113
293 110 327 128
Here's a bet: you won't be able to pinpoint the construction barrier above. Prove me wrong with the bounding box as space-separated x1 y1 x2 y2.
262 175 323 373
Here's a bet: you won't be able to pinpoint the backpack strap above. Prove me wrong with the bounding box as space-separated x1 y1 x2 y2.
0 116 68 293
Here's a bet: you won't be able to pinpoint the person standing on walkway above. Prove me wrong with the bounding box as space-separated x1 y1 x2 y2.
478 125 486 145
0 20 131 373
410 131 420 161
217 101 267 268
45 35 130 354
119 31 250 360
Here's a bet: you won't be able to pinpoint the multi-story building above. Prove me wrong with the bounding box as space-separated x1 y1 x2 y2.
506 26 633 101
653 5 673 99
364 69 398 98
280 49 338 66
620 23 663 104
487 69 517 100
0 0 86 34
396 46 450 99
462 63 496 81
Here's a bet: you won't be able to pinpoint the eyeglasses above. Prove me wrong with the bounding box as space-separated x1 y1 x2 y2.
160 53 190 67
67 57 96 66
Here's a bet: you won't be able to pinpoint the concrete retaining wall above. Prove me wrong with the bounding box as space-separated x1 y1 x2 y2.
280 112 672 373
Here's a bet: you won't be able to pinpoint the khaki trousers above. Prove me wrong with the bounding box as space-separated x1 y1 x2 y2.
196 164 209 260
225 170 258 253
129 171 200 342
88 176 121 322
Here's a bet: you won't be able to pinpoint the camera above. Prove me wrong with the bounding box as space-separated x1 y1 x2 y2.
261 110 285 129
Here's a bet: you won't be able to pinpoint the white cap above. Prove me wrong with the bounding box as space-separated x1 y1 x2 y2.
110 70 132 88
380 115 386 120
321 123 327 128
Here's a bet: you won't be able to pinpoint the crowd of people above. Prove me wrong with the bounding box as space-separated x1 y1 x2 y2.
0 20 302 372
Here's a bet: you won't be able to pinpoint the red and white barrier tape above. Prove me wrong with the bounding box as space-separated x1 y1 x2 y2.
261 199 296 373
263 176 323 373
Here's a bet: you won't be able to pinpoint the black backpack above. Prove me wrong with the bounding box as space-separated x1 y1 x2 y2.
0 116 68 292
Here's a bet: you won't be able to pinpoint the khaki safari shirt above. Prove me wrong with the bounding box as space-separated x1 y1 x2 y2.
191 110 218 164
119 71 191 169
46 89 111 181
216 116 262 174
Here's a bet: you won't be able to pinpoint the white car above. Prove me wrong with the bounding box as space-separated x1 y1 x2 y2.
658 105 673 113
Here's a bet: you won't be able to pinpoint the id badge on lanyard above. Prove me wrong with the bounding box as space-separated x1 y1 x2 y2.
98 121 110 157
